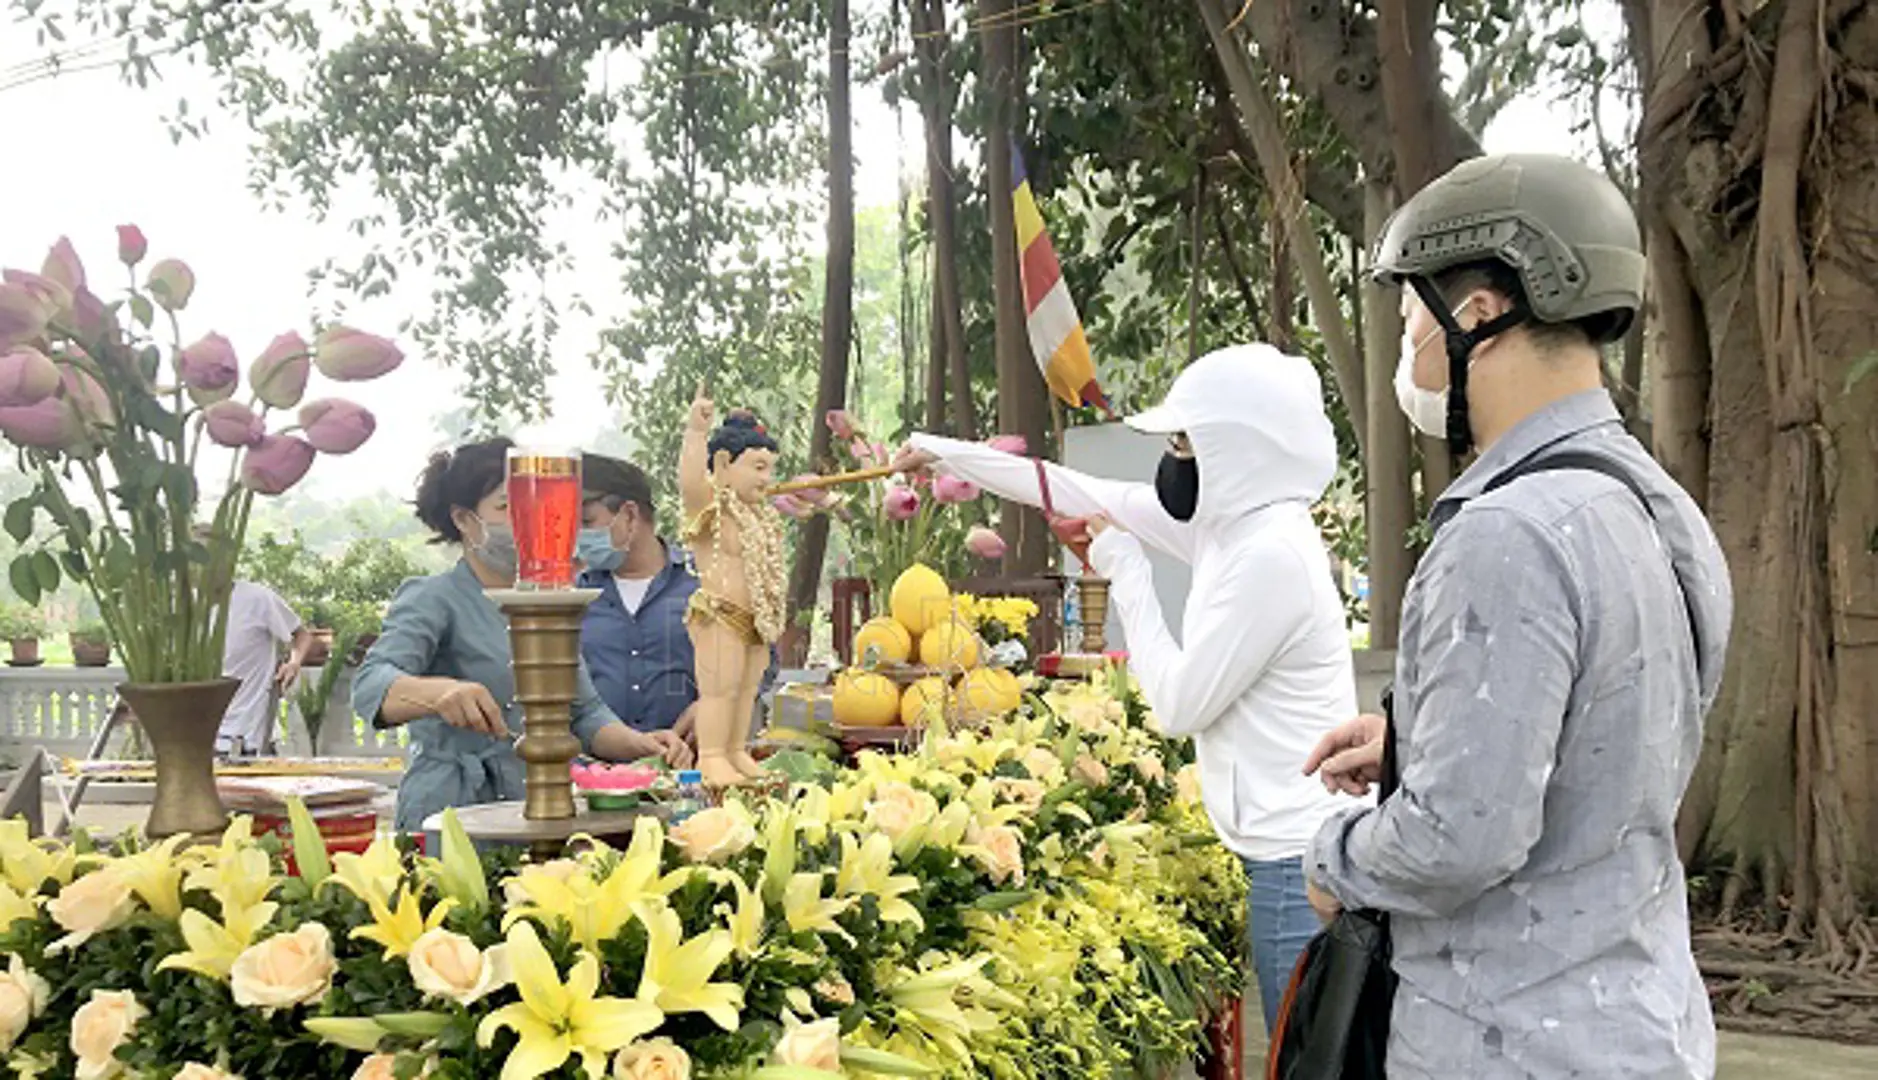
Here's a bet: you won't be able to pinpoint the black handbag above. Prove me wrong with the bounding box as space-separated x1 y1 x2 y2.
1266 688 1400 1080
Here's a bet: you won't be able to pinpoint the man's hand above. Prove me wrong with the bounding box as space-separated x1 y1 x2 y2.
1303 713 1388 796
646 729 694 768
891 443 938 477
673 704 698 747
435 680 508 737
1085 513 1115 539
1307 879 1343 925
274 655 303 695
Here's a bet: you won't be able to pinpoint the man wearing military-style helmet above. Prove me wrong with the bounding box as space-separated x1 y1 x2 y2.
1301 154 1734 1077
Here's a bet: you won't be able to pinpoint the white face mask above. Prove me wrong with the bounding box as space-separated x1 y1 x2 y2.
1394 302 1472 438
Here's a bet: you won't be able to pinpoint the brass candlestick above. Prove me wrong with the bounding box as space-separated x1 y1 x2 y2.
1077 576 1110 654
488 588 600 821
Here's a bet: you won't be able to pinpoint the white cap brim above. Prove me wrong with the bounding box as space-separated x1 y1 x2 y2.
1123 403 1185 434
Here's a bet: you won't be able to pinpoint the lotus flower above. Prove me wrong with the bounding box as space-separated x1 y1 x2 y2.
0 395 84 449
146 258 195 311
203 400 264 448
299 398 375 454
240 434 316 495
985 434 1027 455
0 347 60 408
116 225 147 265
0 282 48 347
314 326 403 381
59 366 113 428
250 332 310 409
966 526 1008 560
884 485 920 521
67 288 110 346
178 333 239 400
41 237 85 298
933 474 980 504
825 409 858 440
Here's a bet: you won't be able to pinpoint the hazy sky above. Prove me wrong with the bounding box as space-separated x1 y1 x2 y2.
0 10 1587 504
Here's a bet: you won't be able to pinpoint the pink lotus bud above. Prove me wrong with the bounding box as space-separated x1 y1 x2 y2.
178 333 239 397
884 485 921 521
0 282 48 347
298 398 376 454
250 332 311 409
146 258 195 311
116 225 148 265
0 396 84 449
0 347 60 408
985 434 1027 455
933 474 980 504
59 366 114 428
203 400 264 448
966 525 1008 560
313 325 403 381
848 436 873 463
240 434 316 495
68 288 110 345
41 237 85 297
772 494 814 520
825 409 858 440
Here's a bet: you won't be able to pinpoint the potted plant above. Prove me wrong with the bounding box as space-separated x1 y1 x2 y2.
0 229 403 836
0 604 46 666
69 618 111 667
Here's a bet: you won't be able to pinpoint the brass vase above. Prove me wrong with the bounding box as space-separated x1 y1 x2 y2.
118 678 239 839
493 592 595 821
1077 576 1111 654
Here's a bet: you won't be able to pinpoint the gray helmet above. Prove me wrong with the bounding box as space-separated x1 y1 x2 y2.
1371 153 1644 343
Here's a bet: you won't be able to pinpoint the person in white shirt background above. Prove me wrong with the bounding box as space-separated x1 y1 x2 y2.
215 578 313 756
894 344 1360 1032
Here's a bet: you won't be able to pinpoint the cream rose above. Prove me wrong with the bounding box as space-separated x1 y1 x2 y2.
70 989 145 1080
1020 747 1061 781
230 922 336 1011
669 806 757 864
0 953 49 1053
813 973 856 1006
1073 754 1109 787
613 1038 692 1080
992 778 1046 813
865 783 937 841
351 1056 397 1080
174 1065 241 1080
967 823 1026 885
1174 764 1201 805
771 1017 842 1071
408 928 511 1006
1136 754 1166 784
47 868 136 950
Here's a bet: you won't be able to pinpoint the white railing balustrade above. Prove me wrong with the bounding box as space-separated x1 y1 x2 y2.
0 665 406 764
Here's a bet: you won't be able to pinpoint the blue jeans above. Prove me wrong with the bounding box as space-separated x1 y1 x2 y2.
1245 854 1320 1036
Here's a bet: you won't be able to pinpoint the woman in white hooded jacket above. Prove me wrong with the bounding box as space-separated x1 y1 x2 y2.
895 343 1358 1031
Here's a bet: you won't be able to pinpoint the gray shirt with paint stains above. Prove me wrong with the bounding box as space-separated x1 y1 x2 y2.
1310 391 1733 1079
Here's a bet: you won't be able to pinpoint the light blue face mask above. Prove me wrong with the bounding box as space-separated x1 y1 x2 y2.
576 528 624 573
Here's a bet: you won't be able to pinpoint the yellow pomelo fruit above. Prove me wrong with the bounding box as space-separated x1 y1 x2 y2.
986 668 1023 710
890 564 952 637
917 619 982 670
958 667 1021 720
900 676 950 728
853 616 913 666
832 670 902 728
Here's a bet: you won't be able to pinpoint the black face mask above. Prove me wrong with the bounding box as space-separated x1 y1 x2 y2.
1155 452 1199 522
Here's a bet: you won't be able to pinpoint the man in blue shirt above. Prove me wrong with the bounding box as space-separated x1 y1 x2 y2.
576 455 700 740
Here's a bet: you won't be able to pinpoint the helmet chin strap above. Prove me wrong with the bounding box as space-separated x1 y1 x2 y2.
1407 276 1528 457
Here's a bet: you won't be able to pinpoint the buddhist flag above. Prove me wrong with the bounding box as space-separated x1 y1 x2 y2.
1012 140 1111 414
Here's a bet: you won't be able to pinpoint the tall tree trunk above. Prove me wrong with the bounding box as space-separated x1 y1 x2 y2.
1363 182 1413 648
782 0 855 665
1199 0 1366 453
1630 0 1878 947
914 0 976 439
980 0 1049 573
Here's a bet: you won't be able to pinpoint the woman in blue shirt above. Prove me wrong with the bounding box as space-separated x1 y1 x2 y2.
353 438 692 831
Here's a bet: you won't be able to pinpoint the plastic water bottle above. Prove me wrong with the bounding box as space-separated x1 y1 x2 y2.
670 770 707 824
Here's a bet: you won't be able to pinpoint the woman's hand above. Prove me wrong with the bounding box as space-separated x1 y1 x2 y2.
1303 713 1388 796
434 680 508 737
891 443 938 477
